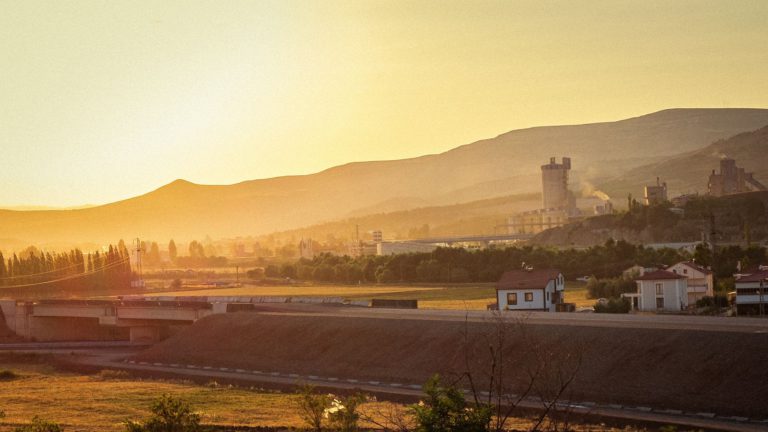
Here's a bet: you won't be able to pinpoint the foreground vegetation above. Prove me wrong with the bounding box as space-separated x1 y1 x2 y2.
0 351 663 432
0 357 648 432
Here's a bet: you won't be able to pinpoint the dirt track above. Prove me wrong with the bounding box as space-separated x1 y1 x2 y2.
133 310 768 418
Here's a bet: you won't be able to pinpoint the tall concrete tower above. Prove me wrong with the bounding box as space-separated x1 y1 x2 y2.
541 157 571 209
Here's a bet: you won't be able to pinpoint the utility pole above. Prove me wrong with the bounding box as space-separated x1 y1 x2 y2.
134 237 144 288
759 278 765 318
710 213 718 312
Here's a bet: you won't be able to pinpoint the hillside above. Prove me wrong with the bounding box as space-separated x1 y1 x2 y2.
532 191 768 247
257 193 541 244
133 312 768 417
2 108 768 247
601 125 768 198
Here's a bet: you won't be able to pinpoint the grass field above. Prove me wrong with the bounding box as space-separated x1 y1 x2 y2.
148 281 596 310
0 357 629 432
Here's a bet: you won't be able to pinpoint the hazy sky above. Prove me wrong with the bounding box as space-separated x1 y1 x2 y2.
2 1 767 207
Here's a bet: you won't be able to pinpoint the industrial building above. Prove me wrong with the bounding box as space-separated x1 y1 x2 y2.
507 157 581 234
541 157 575 209
708 158 766 197
644 177 668 205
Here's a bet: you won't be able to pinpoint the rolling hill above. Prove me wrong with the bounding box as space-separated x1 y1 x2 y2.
601 124 768 198
1 108 768 248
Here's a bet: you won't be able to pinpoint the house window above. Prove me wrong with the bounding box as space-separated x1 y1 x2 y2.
525 292 533 302
656 297 664 309
683 269 688 275
507 293 517 306
546 292 550 301
655 283 663 295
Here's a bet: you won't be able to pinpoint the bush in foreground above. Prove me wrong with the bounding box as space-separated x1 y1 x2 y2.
124 394 200 432
13 417 63 432
0 369 18 381
593 297 631 313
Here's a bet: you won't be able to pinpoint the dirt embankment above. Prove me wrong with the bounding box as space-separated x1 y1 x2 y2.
134 313 768 417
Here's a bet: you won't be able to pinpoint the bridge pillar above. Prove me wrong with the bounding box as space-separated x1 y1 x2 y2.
129 326 161 343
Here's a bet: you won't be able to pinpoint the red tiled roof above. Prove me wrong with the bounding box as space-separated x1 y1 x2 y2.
496 269 561 290
735 270 768 283
677 261 712 275
635 270 687 281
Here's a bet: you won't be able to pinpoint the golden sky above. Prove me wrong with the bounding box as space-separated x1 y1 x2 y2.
1 0 767 207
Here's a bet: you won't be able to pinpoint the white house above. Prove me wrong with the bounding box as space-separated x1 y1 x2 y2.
624 270 688 312
496 269 564 312
667 261 713 305
734 270 768 316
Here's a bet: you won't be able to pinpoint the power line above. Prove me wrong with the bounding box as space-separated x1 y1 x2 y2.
0 260 89 281
0 258 130 289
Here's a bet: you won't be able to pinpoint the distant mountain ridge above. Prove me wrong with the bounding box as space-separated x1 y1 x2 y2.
1 108 768 248
601 124 768 198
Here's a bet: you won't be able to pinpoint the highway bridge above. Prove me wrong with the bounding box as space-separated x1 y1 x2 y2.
0 299 227 343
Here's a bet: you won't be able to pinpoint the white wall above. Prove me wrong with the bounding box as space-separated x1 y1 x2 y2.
498 279 560 311
637 279 688 312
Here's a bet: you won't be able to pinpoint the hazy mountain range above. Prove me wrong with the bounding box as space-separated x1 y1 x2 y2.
2 108 768 249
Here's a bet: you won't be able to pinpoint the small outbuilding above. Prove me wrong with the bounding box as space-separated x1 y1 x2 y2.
624 270 688 312
496 268 564 312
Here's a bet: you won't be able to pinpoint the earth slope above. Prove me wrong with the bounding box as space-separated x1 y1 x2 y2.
134 312 768 417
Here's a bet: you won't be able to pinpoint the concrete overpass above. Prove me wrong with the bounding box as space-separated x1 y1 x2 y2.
0 299 227 343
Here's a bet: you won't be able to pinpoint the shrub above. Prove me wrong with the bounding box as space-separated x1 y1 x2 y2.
0 369 18 381
124 394 200 432
587 277 636 299
95 369 130 380
295 385 330 432
411 374 491 432
326 394 366 432
593 297 631 314
696 295 730 309
13 417 63 432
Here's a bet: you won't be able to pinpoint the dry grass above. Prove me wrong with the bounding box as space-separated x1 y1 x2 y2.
150 285 438 298
0 361 640 432
150 282 593 311
0 361 406 431
0 362 306 431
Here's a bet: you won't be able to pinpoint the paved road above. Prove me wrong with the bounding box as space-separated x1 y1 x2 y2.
258 306 768 333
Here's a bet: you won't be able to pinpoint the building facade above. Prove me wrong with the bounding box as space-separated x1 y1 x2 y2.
643 177 668 205
508 156 578 234
496 268 564 312
507 208 571 234
708 158 766 197
667 261 713 305
734 270 768 316
625 270 688 312
376 241 439 256
541 157 573 210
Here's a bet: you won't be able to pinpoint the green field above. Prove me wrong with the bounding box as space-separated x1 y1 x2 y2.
148 281 595 310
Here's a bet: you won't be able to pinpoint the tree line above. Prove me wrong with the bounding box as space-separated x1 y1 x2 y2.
263 239 767 285
0 242 132 294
